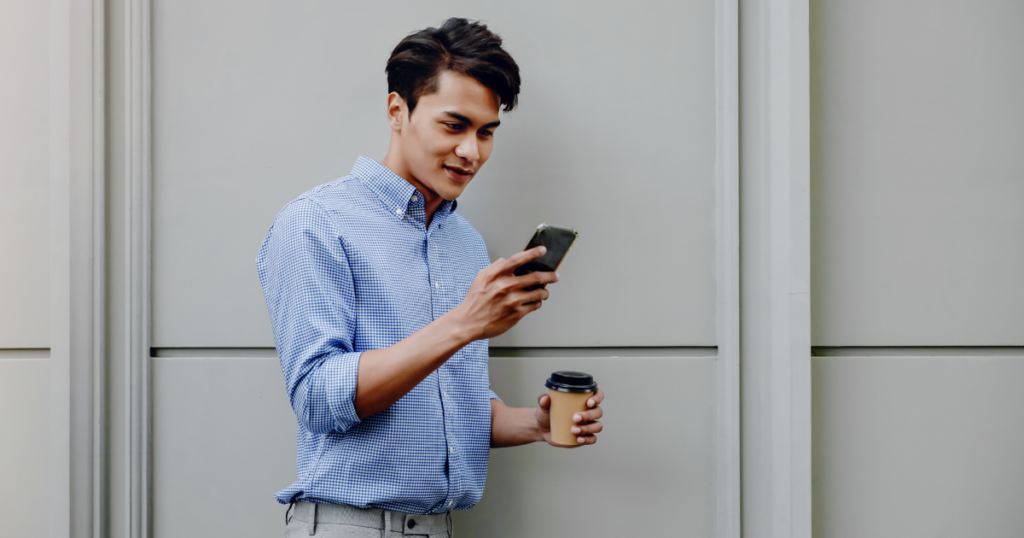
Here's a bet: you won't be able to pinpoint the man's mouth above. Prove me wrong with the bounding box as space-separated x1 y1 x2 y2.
443 164 474 178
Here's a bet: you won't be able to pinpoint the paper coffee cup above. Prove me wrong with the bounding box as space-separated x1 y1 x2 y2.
545 371 598 446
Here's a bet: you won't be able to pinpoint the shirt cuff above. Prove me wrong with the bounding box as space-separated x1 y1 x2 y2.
488 389 502 403
323 351 363 432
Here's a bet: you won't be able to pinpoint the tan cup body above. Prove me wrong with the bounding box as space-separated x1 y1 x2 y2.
548 389 594 446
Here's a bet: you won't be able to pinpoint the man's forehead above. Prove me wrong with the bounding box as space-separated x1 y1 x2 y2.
420 72 501 120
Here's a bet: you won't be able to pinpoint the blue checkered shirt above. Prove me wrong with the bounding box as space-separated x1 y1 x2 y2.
256 156 500 514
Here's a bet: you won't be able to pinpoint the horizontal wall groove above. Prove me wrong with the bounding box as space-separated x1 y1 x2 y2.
150 346 718 359
151 347 278 358
489 347 717 358
0 348 51 358
813 346 1024 357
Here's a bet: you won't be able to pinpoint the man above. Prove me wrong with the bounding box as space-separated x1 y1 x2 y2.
257 18 605 537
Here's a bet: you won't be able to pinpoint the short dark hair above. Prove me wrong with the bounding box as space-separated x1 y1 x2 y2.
386 18 521 116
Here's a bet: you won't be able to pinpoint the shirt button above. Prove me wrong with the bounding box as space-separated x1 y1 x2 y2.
395 208 403 216
412 194 418 202
449 446 455 453
442 391 447 398
448 501 454 507
434 282 439 290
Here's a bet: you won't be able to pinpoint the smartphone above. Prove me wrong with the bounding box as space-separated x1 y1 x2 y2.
513 223 578 289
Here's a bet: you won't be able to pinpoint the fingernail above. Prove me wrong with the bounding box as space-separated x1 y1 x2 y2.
538 246 547 254
573 414 582 423
588 399 595 407
554 272 561 281
577 437 586 444
571 426 581 434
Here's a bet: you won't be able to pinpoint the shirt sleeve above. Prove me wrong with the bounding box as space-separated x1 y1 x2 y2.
256 197 362 434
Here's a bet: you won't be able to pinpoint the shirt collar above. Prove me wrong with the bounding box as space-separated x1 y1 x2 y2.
351 156 458 220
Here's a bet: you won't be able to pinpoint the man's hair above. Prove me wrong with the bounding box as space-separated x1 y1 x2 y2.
386 18 521 116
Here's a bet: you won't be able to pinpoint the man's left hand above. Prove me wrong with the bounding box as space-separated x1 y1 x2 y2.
535 389 605 447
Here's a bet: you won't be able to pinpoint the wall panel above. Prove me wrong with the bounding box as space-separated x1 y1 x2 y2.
150 0 717 348
813 355 1024 537
0 359 51 537
810 0 1024 345
0 0 50 348
457 356 715 537
151 355 716 537
151 358 296 538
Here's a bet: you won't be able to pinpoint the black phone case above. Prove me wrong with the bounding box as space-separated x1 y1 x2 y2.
514 224 578 289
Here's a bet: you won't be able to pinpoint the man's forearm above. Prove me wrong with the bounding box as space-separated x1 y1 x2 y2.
353 249 557 422
354 311 475 420
490 399 544 448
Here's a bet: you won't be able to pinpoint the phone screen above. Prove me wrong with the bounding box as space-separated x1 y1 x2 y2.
514 224 578 286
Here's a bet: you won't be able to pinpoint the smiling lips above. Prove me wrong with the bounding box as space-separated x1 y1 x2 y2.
443 164 474 178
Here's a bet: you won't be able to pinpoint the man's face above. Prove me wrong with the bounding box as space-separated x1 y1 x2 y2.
395 71 502 200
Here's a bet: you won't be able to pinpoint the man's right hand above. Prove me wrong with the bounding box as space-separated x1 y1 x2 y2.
354 246 558 420
453 245 560 341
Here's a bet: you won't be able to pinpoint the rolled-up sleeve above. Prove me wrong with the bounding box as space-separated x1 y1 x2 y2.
256 197 362 434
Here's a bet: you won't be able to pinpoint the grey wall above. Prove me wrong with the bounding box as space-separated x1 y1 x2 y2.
811 0 1024 535
0 0 50 349
150 0 717 348
456 356 715 537
813 353 1024 538
151 357 297 537
0 358 51 538
146 1 720 537
810 0 1024 346
151 354 715 537
21 0 1023 536
0 1 52 536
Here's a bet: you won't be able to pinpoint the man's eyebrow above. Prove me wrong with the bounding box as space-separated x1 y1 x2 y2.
443 111 501 129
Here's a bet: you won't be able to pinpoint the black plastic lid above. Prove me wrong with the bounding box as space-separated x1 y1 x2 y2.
545 371 597 393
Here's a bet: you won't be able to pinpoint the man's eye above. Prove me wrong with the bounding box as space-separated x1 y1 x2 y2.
445 123 464 131
479 130 493 137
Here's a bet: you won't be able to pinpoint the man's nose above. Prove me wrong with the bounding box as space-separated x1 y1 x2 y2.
454 135 479 163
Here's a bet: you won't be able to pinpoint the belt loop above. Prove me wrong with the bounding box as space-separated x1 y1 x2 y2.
382 509 392 538
308 503 317 536
447 510 453 538
285 501 294 525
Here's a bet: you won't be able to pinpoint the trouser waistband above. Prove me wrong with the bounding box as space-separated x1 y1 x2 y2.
286 500 452 536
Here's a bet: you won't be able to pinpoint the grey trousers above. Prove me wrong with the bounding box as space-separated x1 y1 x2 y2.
284 501 453 538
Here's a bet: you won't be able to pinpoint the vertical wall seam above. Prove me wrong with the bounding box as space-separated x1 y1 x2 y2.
740 0 812 536
92 0 107 536
123 0 152 536
714 0 742 537
50 0 73 536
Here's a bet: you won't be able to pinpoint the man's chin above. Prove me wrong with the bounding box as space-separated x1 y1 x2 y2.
434 178 469 200
438 186 467 201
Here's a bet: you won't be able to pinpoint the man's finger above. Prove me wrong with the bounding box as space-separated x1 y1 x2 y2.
571 421 603 435
475 258 506 284
576 434 597 445
587 389 605 408
537 394 550 409
517 300 543 317
516 269 560 289
500 245 546 273
574 407 603 423
514 287 549 306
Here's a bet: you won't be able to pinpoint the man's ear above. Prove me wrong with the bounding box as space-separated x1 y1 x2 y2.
386 92 407 133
